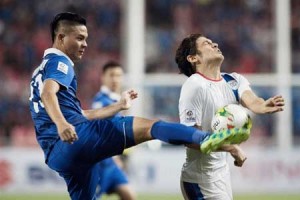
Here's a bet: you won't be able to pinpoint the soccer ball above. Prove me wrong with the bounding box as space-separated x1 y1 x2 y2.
211 104 252 132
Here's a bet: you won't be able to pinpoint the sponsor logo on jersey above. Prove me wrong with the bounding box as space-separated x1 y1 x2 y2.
57 62 68 74
185 109 196 122
228 80 239 90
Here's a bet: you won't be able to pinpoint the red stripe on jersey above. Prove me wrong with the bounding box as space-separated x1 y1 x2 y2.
196 72 222 82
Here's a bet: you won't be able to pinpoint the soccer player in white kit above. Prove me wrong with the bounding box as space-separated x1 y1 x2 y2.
175 34 285 200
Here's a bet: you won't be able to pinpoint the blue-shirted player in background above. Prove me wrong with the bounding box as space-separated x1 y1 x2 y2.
92 61 135 200
29 12 250 200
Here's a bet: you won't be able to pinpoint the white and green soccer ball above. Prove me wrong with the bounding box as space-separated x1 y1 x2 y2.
211 104 252 132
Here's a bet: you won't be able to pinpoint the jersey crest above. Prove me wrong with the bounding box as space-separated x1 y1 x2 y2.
184 109 196 123
57 61 69 74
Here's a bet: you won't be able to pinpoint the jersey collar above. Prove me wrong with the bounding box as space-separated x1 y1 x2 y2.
43 48 74 66
195 72 222 82
100 86 121 101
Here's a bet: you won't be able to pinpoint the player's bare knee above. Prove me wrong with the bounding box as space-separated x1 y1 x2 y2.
132 117 158 143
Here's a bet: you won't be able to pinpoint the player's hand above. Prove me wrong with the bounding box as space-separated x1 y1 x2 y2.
263 95 285 113
57 122 78 144
230 145 247 167
120 89 138 110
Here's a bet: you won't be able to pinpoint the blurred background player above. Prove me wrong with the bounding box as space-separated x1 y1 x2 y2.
176 33 285 200
92 61 136 200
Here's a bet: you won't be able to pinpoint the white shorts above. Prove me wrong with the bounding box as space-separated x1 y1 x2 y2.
180 172 233 200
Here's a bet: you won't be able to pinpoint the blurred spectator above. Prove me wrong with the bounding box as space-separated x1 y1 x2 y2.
145 0 278 73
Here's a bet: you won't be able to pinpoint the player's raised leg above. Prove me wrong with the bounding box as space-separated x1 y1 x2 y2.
200 128 250 154
131 117 250 153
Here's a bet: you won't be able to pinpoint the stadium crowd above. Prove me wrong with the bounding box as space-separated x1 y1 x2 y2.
0 0 299 146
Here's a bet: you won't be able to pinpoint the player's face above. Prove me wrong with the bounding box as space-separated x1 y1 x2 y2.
102 67 123 92
195 36 224 64
61 25 88 62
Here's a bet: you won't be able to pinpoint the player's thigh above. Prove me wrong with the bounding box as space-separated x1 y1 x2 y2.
80 117 133 161
180 180 232 200
180 180 205 200
59 164 99 200
204 179 232 200
132 117 158 144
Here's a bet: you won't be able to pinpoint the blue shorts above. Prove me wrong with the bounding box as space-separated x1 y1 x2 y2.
96 158 129 198
46 116 135 200
181 181 205 200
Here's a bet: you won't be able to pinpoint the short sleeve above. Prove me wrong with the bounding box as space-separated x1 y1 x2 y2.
231 73 252 100
44 58 74 89
179 80 203 127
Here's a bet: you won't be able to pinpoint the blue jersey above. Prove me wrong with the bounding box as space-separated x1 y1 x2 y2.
92 86 120 113
29 49 135 200
29 48 87 158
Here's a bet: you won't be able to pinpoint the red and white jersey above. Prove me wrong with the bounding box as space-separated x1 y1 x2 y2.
179 72 251 183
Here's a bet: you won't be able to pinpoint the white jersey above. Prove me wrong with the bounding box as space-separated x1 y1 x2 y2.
179 72 251 184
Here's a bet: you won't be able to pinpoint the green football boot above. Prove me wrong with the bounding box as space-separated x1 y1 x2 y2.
200 127 251 154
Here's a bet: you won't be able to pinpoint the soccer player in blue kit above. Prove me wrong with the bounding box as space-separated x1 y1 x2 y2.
92 61 135 200
29 12 250 200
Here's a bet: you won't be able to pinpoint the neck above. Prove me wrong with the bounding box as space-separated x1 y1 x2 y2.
103 85 121 95
52 43 63 52
114 89 121 94
196 61 222 80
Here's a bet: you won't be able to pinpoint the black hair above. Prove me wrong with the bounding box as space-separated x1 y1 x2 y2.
50 12 86 43
102 61 122 73
175 33 203 77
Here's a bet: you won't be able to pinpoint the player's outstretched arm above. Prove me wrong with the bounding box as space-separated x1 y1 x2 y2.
82 89 138 120
41 79 78 144
241 90 285 114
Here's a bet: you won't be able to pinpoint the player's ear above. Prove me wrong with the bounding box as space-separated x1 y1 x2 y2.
187 55 198 64
57 33 65 43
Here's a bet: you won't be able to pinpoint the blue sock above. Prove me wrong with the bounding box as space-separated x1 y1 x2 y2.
150 121 210 145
